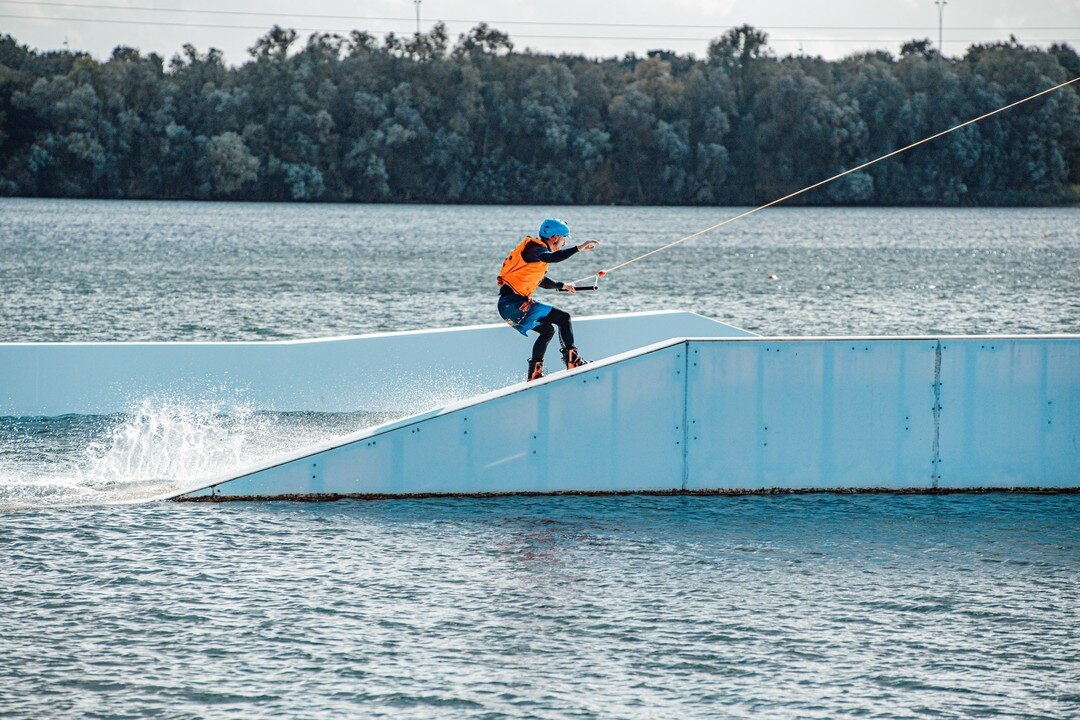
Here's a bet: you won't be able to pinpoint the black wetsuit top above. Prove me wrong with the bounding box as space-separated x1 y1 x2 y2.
498 243 580 297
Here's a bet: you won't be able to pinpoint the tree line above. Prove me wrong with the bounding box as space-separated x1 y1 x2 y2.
0 24 1077 205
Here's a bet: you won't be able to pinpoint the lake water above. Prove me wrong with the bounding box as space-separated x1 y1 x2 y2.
2 200 1078 342
1 199 1077 718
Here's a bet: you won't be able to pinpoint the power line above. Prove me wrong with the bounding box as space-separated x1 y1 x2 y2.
0 0 1076 32
3 12 1079 45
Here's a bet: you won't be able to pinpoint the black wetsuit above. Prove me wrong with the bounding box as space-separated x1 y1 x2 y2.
499 243 579 361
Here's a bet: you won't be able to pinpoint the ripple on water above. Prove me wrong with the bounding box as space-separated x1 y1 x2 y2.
1 202 1078 716
1 494 1077 719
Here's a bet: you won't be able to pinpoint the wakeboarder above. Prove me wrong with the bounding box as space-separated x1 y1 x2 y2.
497 218 599 381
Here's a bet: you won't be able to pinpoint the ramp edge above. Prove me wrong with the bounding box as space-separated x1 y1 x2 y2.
173 487 1080 502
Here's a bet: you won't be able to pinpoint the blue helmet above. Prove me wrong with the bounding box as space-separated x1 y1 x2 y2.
538 218 570 239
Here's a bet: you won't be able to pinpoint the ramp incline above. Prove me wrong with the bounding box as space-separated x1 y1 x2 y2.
174 335 1079 499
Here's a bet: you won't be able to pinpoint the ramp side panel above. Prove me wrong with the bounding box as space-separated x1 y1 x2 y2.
0 311 747 416
937 338 1080 488
193 344 687 497
183 335 1080 499
686 340 940 489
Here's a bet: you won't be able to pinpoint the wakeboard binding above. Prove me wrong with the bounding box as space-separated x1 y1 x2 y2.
563 347 588 370
527 358 544 382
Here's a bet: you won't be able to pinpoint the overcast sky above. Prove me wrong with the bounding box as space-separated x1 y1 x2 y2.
3 0 1079 64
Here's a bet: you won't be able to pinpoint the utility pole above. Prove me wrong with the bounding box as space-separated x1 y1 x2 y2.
935 0 947 58
414 0 421 35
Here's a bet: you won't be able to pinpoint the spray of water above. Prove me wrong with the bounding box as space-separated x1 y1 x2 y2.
79 400 266 496
0 366 495 510
0 398 401 509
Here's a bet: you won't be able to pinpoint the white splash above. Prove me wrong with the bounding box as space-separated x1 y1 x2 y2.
0 368 494 510
76 400 267 499
0 398 396 509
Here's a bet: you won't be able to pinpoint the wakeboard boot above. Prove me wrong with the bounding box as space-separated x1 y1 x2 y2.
562 346 588 370
527 358 544 382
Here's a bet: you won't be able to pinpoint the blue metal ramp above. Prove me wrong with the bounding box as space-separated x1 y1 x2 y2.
174 335 1079 499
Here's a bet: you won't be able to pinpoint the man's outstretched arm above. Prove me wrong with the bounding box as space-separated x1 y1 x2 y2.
522 244 579 264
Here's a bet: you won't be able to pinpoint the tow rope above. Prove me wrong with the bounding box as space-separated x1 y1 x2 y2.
571 75 1080 287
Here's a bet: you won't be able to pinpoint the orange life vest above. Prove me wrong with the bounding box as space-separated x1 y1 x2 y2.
497 236 550 297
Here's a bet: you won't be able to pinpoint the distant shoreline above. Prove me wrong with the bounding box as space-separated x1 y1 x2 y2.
2 25 1077 207
2 196 1078 208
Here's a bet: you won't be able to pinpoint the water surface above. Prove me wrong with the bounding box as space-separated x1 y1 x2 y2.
3 200 1077 341
2 493 1077 719
1 200 1077 718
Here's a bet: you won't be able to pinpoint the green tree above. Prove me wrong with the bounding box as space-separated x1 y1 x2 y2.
0 27 1075 205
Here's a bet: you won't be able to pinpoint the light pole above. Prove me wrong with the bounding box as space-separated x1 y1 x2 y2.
935 0 947 58
414 0 422 36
